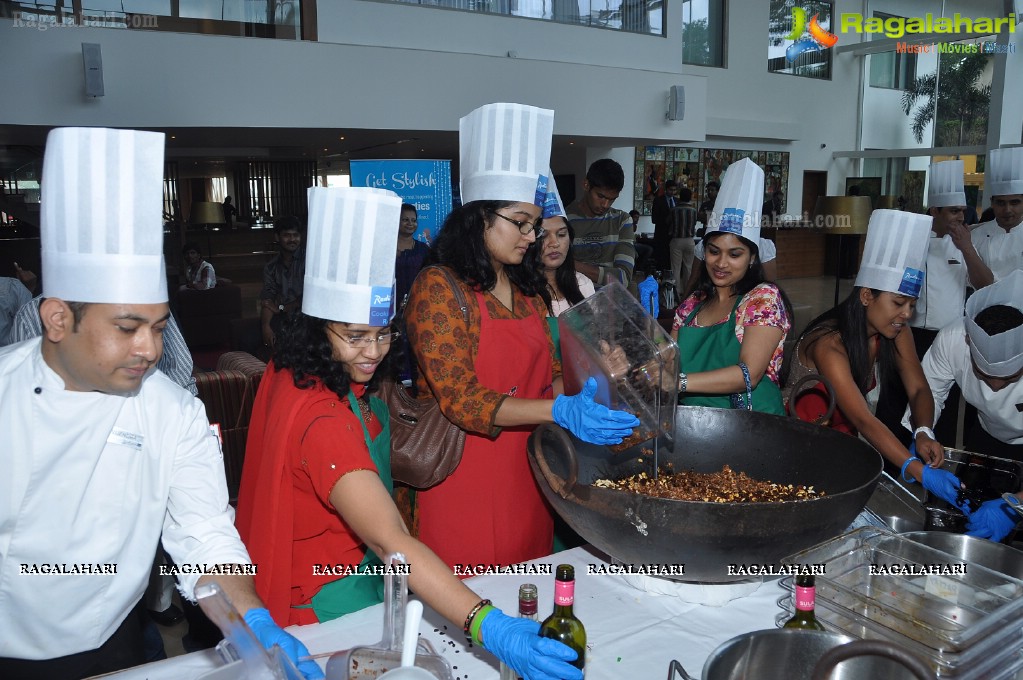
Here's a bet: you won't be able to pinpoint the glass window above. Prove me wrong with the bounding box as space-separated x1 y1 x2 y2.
767 0 833 80
869 50 916 89
384 0 662 36
682 0 725 67
1 0 302 37
901 46 992 147
867 13 916 89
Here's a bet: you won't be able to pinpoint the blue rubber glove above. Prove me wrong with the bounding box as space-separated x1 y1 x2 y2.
553 377 641 446
479 609 583 680
966 499 1019 542
920 466 970 514
243 607 325 680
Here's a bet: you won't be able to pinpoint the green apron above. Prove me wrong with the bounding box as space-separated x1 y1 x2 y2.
547 317 562 363
298 391 393 622
679 297 785 415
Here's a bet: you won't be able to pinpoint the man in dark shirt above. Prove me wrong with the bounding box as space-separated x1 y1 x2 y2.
651 179 678 271
259 216 305 348
697 180 719 228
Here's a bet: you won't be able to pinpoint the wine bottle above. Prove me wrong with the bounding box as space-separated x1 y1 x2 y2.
784 573 826 630
499 584 539 680
539 564 586 672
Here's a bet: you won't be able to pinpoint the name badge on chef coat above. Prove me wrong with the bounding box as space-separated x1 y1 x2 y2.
107 427 144 451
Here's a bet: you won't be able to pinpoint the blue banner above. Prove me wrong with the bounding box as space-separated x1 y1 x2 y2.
349 160 453 245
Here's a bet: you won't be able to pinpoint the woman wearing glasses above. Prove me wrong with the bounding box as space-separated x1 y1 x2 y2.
405 103 637 570
237 188 583 680
407 200 637 569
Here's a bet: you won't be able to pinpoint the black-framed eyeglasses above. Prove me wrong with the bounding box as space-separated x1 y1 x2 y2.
327 325 401 348
488 210 545 239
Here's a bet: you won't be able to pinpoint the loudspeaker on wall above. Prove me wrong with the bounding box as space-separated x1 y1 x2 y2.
82 43 104 97
667 85 685 121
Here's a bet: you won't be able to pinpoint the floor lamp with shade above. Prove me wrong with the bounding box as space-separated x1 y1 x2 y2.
189 201 226 258
814 196 872 306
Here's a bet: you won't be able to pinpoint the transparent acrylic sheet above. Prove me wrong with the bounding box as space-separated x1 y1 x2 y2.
324 553 453 680
781 527 1023 653
194 582 304 680
558 281 679 451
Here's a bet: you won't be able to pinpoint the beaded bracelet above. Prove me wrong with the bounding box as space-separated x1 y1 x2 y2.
469 604 495 648
729 362 753 411
913 426 936 441
463 599 492 645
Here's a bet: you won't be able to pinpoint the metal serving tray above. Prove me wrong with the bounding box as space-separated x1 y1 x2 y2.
776 579 1023 678
782 528 1023 653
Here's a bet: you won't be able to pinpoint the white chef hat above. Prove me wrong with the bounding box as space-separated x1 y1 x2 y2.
302 187 402 326
853 209 931 298
459 103 554 206
964 270 1023 377
987 147 1023 197
41 127 167 304
706 158 764 247
927 160 966 208
541 170 566 219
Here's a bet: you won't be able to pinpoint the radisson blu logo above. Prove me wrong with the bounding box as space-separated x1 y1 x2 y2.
785 7 839 63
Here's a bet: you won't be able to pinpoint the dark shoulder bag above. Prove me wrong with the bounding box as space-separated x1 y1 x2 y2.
380 265 469 489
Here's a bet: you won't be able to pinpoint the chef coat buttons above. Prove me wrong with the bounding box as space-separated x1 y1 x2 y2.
34 387 42 394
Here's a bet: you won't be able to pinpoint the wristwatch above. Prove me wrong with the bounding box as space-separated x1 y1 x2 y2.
678 372 688 393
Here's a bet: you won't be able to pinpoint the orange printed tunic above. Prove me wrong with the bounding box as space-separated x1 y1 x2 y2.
406 266 560 568
407 266 561 433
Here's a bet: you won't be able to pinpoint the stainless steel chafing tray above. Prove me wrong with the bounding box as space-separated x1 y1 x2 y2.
782 528 1023 654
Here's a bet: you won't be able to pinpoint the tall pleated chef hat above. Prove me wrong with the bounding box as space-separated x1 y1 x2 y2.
459 103 554 206
541 170 566 219
987 147 1023 197
964 269 1023 377
41 127 167 304
302 187 401 326
854 209 931 298
706 158 764 246
927 160 966 208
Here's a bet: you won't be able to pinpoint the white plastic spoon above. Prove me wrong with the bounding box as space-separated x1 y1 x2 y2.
378 600 434 679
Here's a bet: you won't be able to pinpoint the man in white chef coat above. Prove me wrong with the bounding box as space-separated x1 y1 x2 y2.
970 146 1023 287
903 270 1023 468
0 128 323 680
884 160 993 443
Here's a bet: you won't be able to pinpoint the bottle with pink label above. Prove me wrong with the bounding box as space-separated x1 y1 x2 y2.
784 573 826 630
539 564 587 672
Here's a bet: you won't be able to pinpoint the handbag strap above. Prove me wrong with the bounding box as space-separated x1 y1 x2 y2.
419 265 470 326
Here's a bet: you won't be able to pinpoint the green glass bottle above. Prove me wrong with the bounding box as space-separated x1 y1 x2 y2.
539 564 586 672
784 573 826 631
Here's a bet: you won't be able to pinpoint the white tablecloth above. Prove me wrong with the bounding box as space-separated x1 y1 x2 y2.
102 546 787 679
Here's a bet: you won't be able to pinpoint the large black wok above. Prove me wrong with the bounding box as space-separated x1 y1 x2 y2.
528 405 883 582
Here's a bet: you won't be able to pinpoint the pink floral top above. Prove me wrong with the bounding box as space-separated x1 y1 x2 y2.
672 283 791 384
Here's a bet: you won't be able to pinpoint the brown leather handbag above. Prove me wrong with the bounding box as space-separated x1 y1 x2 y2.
382 266 469 489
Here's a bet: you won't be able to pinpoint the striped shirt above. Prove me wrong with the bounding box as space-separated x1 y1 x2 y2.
566 203 636 287
10 296 198 396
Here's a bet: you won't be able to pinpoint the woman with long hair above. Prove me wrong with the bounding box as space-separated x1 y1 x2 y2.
670 159 790 414
406 104 637 570
539 179 595 358
788 209 966 507
236 188 582 680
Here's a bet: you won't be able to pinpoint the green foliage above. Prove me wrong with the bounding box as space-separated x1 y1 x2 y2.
901 52 991 146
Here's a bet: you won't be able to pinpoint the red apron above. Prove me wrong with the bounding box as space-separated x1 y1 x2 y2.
417 291 555 569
